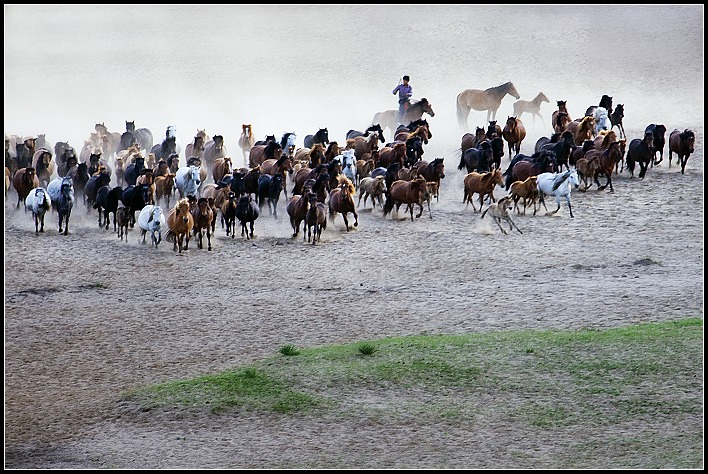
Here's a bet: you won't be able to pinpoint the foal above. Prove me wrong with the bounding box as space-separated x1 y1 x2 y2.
481 196 523 234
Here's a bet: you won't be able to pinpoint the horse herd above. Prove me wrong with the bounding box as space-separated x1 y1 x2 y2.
5 83 698 243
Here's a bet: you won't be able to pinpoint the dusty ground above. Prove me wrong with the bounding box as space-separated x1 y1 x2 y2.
4 126 704 468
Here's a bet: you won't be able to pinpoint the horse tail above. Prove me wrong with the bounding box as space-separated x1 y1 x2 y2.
456 93 468 129
457 152 466 171
382 194 394 217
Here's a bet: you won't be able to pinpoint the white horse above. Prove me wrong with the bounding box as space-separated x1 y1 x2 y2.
166 125 182 156
25 187 52 234
175 165 202 199
593 107 610 137
340 149 358 187
137 204 166 247
536 169 580 218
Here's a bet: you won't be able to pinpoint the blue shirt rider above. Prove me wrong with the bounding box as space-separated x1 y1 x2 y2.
392 75 412 124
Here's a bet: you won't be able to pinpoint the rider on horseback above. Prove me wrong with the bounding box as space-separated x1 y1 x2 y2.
392 75 412 125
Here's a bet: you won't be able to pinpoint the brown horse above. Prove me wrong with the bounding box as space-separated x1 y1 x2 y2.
347 133 381 160
285 191 311 237
509 175 539 215
260 155 293 180
190 197 214 250
501 116 526 157
12 167 39 210
154 173 176 208
583 141 623 192
32 148 54 189
249 140 283 168
292 164 327 196
185 133 206 163
377 142 406 169
551 100 572 132
211 156 233 184
668 129 696 174
463 169 504 212
372 98 436 136
324 142 342 163
327 176 358 231
456 81 520 130
165 198 194 253
383 177 430 221
564 116 595 145
413 158 445 202
305 192 327 245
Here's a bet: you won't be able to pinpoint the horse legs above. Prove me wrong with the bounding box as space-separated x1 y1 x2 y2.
493 216 508 234
207 227 212 251
507 216 523 234
639 161 648 179
537 193 548 215
249 221 255 239
680 155 689 174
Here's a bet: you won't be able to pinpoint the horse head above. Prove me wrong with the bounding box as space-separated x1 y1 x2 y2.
505 82 520 99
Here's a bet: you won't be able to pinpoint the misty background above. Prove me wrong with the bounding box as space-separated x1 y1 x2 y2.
4 5 704 163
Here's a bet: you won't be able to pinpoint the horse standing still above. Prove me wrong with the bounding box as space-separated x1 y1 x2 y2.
512 92 549 126
456 82 520 130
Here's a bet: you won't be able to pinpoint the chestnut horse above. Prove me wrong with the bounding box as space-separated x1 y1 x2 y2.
668 129 696 174
463 169 504 212
383 177 431 221
327 176 358 231
413 158 445 202
166 198 194 253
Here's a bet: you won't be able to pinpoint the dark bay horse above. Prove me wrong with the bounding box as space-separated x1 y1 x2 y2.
645 123 667 166
413 157 445 202
502 116 526 157
610 104 626 139
303 128 330 149
668 129 696 174
503 151 555 190
456 81 520 130
327 177 358 231
625 132 655 179
458 141 493 174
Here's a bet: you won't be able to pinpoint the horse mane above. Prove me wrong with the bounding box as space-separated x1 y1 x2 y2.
552 170 572 191
337 175 356 196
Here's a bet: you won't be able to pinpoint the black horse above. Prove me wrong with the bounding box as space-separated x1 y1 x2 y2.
610 104 626 139
489 137 505 170
644 123 667 166
257 172 284 218
124 156 145 186
586 94 613 116
541 130 575 172
346 123 386 142
119 121 153 155
150 135 178 161
235 194 260 240
458 141 493 174
303 128 329 149
625 132 655 179
121 183 151 228
94 185 123 230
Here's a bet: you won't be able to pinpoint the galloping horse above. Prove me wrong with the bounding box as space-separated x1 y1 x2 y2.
383 177 431 221
327 176 358 231
512 92 549 125
238 124 255 165
536 169 581 218
551 100 572 133
502 116 526 157
413 158 445 202
610 103 626 139
119 121 153 155
303 128 330 149
456 81 520 130
458 141 493 174
626 132 655 179
592 107 611 137
668 129 696 174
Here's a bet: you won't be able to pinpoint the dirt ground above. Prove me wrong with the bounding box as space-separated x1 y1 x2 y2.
4 126 704 468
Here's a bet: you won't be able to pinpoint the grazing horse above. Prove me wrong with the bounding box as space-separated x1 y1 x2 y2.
257 172 284 218
238 124 255 165
668 129 696 174
25 187 52 234
235 194 260 239
137 204 166 248
502 116 526 157
32 148 54 189
12 167 39 210
191 197 214 250
536 169 580 218
305 192 327 244
610 103 626 139
175 165 202 199
328 176 358 230
372 99 435 136
481 196 522 234
456 81 520 130
512 92 549 125
165 198 194 252
645 123 668 166
413 157 445 202
463 169 504 212
592 107 611 137
303 128 330 149
383 177 430 221
458 141 493 174
626 132 655 179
